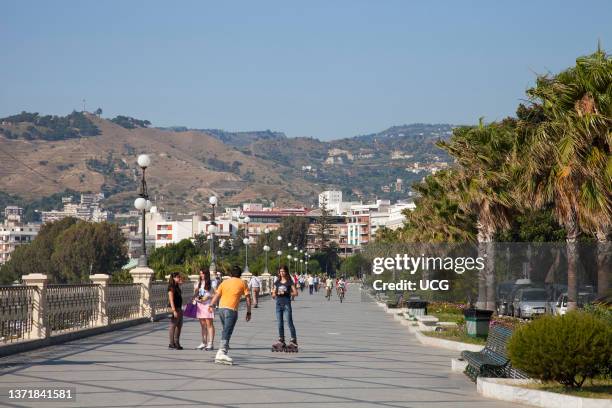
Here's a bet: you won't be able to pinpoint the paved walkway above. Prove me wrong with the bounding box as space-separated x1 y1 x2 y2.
0 286 524 407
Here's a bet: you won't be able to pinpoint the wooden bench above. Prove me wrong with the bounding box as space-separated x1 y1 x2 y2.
461 326 514 382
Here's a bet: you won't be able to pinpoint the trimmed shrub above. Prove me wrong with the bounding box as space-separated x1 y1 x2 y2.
507 311 612 388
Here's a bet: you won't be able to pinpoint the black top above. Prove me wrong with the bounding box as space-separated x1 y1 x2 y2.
168 284 182 309
274 279 293 304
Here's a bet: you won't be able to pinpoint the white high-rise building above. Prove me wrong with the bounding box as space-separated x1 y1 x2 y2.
319 190 342 208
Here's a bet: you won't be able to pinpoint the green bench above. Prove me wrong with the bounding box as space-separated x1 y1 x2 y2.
461 326 527 382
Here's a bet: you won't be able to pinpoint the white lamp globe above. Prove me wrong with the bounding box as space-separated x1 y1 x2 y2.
288 242 292 248
134 197 147 211
277 235 282 241
263 245 270 252
277 250 282 256
209 196 218 206
264 227 270 234
137 154 151 168
300 259 304 263
145 200 153 211
300 249 303 254
209 225 217 234
244 216 250 224
287 255 292 260
242 238 249 245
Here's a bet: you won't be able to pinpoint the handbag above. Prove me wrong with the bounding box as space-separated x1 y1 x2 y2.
183 302 198 319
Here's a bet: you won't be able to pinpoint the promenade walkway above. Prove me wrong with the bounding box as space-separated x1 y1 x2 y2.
0 286 524 407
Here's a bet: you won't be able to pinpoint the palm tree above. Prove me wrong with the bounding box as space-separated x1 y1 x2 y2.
400 170 476 243
519 49 611 310
438 121 516 310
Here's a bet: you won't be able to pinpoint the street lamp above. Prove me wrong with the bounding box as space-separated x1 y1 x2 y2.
242 216 251 274
134 154 151 267
209 196 218 273
243 237 250 274
277 250 282 272
263 227 270 274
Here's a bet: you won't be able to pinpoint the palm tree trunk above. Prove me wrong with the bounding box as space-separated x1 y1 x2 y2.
566 217 579 311
476 219 495 311
596 228 610 298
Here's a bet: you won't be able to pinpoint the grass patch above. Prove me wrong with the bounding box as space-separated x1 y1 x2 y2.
521 379 612 399
429 312 465 324
421 327 486 345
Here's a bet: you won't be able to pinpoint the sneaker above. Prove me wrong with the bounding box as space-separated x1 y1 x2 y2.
215 349 233 364
196 342 206 350
205 344 214 351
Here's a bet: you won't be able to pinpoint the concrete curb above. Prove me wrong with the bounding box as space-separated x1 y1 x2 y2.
477 378 611 408
451 357 468 372
414 330 484 352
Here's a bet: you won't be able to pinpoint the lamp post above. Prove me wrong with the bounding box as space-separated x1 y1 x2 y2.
134 154 152 267
305 253 310 275
242 216 251 274
287 254 292 275
277 250 282 271
209 196 218 273
263 227 270 274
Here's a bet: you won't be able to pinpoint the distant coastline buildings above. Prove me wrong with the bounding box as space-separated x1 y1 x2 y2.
41 193 108 223
0 206 40 264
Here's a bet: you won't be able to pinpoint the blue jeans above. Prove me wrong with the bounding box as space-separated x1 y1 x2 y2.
218 308 238 351
276 301 297 340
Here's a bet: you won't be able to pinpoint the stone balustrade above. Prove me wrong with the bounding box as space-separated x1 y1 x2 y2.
0 268 276 351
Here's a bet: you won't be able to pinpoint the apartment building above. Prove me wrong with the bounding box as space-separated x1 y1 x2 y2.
0 207 40 264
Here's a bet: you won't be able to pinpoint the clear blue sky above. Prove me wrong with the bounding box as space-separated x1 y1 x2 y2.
1 1 610 140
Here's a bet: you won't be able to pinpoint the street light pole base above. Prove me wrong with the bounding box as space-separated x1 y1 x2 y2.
137 255 148 267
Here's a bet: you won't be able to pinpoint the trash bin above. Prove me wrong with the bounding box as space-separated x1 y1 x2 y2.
406 299 428 318
463 308 493 337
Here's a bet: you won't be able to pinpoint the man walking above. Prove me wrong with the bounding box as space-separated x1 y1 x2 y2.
209 265 252 364
308 275 314 295
248 274 261 308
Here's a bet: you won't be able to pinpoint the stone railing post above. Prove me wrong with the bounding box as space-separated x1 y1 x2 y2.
130 266 154 320
22 273 49 340
90 274 110 327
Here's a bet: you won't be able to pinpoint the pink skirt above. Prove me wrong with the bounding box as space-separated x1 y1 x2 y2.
196 302 214 319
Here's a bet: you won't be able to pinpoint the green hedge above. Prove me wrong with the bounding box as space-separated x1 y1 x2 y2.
507 311 612 388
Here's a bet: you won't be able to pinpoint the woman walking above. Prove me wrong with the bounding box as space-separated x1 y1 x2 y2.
168 272 184 350
271 265 299 352
194 269 215 350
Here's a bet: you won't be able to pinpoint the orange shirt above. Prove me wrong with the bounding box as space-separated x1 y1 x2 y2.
216 277 249 311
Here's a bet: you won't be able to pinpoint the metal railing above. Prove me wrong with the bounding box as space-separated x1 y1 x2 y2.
150 281 194 315
0 285 35 344
107 284 142 323
47 284 99 335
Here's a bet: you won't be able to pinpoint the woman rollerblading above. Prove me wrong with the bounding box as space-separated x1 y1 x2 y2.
271 265 299 353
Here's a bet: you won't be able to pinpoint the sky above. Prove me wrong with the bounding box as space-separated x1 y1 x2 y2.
1 1 610 140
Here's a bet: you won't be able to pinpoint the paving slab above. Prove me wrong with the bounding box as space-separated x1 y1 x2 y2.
0 286 526 407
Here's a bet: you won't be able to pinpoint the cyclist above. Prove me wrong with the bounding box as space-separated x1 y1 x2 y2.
337 277 347 302
325 276 333 300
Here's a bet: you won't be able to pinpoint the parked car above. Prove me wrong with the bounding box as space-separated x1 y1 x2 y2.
552 292 597 316
511 287 548 318
504 279 535 317
495 281 516 316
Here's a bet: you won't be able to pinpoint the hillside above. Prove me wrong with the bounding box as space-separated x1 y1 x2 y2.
0 113 453 215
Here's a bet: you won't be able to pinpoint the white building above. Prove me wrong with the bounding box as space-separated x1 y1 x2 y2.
0 207 40 265
41 194 108 223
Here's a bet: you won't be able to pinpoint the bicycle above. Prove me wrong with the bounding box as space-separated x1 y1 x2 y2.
338 287 345 303
325 286 332 301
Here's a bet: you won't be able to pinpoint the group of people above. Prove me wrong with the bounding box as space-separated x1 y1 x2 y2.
167 264 304 364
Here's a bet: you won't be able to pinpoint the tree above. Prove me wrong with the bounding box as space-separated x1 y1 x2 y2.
277 216 309 250
438 121 516 310
0 218 127 284
315 195 334 252
339 253 369 278
519 49 612 309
